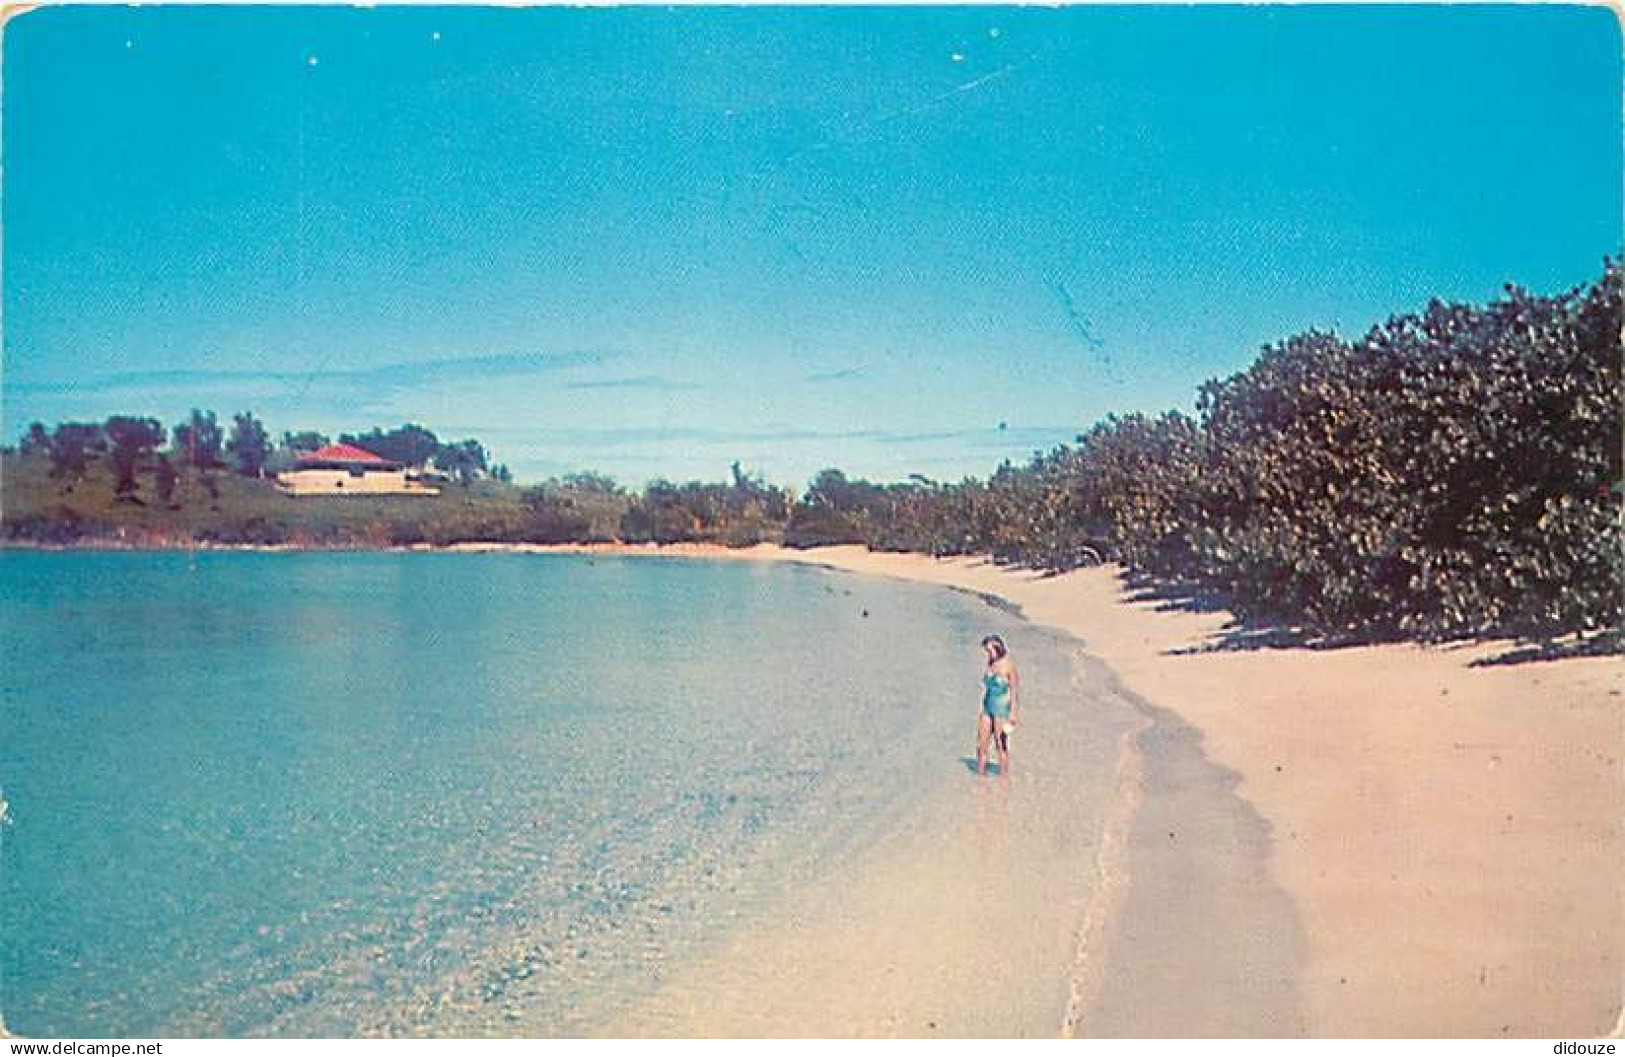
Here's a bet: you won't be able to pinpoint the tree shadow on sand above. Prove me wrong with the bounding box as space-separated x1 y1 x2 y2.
1119 569 1618 666
1464 631 1622 668
1122 570 1361 655
1121 569 1238 617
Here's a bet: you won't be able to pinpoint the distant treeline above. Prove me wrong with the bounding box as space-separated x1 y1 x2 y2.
5 261 1619 643
12 415 510 491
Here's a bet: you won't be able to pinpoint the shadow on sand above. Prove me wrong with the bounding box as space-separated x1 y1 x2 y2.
1464 631 1622 668
1119 569 1618 667
1121 571 1344 656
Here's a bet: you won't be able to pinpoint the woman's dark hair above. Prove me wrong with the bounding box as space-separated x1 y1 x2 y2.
981 634 1008 660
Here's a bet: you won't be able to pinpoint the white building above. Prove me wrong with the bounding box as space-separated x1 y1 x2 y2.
276 443 441 496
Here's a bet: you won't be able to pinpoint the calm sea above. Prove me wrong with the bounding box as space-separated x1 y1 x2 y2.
0 551 1081 1037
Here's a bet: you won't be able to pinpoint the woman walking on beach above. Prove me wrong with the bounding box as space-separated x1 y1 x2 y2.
978 635 1020 777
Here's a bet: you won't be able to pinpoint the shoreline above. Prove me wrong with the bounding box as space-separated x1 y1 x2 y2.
739 543 1621 1037
485 540 1622 1036
10 538 1620 1036
598 609 1166 1038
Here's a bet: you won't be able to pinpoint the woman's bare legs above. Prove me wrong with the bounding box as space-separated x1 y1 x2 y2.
976 712 994 776
995 726 1010 778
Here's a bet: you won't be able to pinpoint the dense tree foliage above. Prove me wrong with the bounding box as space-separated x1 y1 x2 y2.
266 430 330 474
621 464 792 546
1166 268 1621 639
520 472 630 542
226 412 272 477
340 424 441 467
19 422 51 458
335 424 496 485
281 430 329 455
46 423 107 489
104 416 165 501
171 409 224 470
787 264 1621 641
434 438 489 486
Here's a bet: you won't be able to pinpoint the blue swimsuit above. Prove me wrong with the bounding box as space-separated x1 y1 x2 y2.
982 670 1012 720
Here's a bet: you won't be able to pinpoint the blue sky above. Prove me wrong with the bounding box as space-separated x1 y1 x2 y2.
4 5 1619 487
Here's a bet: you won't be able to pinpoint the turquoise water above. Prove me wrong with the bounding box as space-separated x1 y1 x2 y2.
0 551 1072 1037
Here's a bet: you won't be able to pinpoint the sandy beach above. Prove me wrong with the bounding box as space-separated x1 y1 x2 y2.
448 540 1623 1037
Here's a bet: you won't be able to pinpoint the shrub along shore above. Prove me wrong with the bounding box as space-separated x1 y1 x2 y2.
5 261 1619 646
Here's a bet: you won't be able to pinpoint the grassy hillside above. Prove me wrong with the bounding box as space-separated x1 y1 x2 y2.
0 450 533 545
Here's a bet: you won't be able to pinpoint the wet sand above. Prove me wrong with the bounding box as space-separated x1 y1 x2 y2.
476 541 1621 1038
603 632 1305 1037
1071 663 1310 1038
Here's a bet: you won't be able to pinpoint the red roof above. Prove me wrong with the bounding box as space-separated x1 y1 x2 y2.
299 443 393 465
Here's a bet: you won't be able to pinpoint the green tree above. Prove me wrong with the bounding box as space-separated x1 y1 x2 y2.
226 412 272 477
620 468 793 546
521 472 630 542
19 422 51 457
172 409 224 470
105 416 165 501
785 469 889 547
433 438 489 486
281 430 329 454
622 480 702 543
341 424 441 466
267 430 329 474
47 422 106 490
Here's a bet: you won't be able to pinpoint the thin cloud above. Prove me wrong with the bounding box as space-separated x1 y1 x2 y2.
9 368 274 396
382 350 607 385
9 349 609 399
564 375 700 392
804 367 866 384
